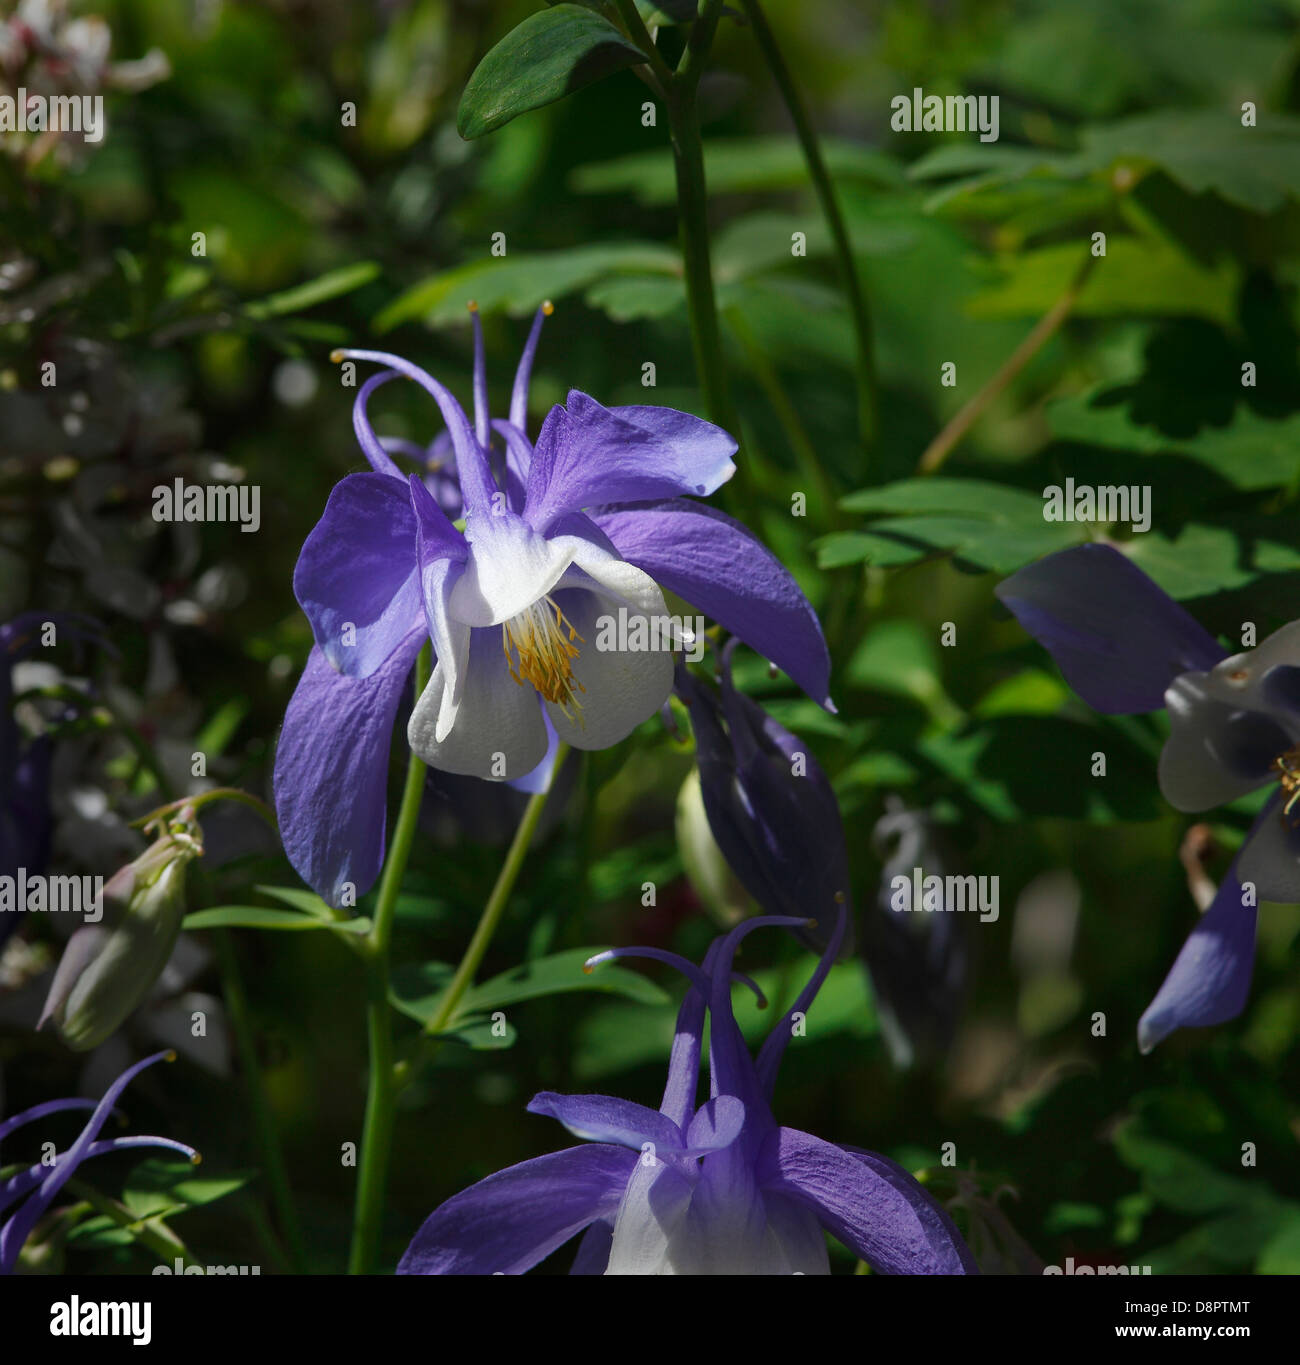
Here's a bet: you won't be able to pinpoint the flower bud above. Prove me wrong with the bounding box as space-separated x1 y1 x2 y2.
38 809 202 1051
675 644 852 951
674 767 748 929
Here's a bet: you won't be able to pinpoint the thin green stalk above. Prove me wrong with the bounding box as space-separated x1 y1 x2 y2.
917 249 1098 474
739 0 877 452
348 644 432 1275
612 0 674 91
424 745 571 1038
666 1 739 437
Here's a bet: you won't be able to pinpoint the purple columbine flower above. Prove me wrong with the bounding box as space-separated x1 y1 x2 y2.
995 541 1296 1050
675 640 851 950
275 305 832 905
397 902 975 1274
1 1049 196 1274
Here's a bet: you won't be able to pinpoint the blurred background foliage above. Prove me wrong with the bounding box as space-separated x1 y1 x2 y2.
2 0 1300 1274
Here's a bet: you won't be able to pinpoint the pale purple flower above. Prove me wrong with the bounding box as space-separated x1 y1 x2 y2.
275 306 831 905
397 903 975 1275
995 542 1295 1049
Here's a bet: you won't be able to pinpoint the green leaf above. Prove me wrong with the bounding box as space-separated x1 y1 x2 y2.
389 962 456 1025
66 1216 135 1249
1113 1123 1256 1216
837 478 1081 574
1258 1208 1300 1274
912 110 1300 218
461 947 671 1014
572 136 905 205
122 1159 253 1221
712 210 914 285
844 619 950 710
1081 110 1300 215
457 6 645 140
375 242 678 331
969 237 1238 326
244 262 380 319
182 906 371 934
1048 390 1300 492
582 272 684 321
428 1013 518 1050
253 885 336 919
1126 521 1300 600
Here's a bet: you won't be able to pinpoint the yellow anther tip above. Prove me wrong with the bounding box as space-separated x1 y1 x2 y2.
805 918 819 930
467 299 479 313
581 964 594 975
190 1152 203 1166
164 1049 178 1063
329 349 345 364
542 300 554 316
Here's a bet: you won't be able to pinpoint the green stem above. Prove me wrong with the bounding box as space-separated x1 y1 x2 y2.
612 0 674 90
212 930 306 1272
917 249 1098 474
133 787 278 834
348 644 431 1275
739 0 877 453
424 745 570 1038
666 2 739 437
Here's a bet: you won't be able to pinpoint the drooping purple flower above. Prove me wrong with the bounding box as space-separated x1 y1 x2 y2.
864 800 970 1068
675 640 851 950
994 542 1288 1049
397 903 975 1274
0 1049 196 1274
275 305 832 905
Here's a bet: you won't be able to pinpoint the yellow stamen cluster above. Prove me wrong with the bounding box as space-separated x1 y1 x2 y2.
502 596 586 720
1274 744 1300 822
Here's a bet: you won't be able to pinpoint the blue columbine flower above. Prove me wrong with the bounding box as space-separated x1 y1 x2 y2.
397 903 975 1274
675 640 851 950
1 1049 196 1274
995 541 1297 1050
275 305 832 906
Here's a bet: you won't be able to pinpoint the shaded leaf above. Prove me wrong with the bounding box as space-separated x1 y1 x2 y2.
458 6 644 140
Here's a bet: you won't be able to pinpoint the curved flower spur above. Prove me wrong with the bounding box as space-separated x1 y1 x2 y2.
397 901 975 1275
275 304 832 905
0 1050 196 1274
996 541 1300 1050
